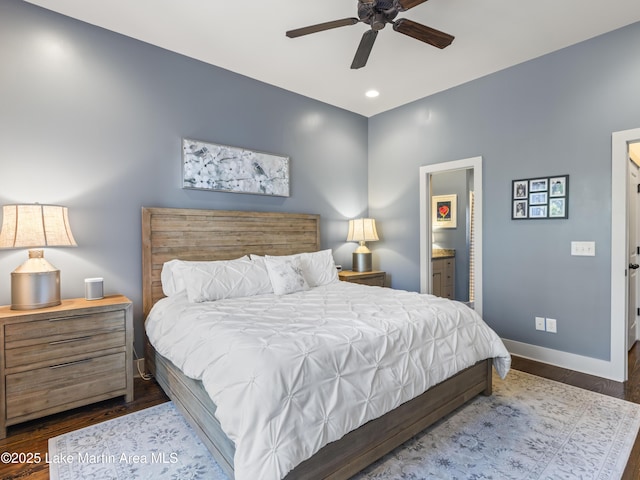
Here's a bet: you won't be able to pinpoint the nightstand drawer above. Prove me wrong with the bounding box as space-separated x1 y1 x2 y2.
347 276 385 287
4 311 125 345
338 270 386 287
5 352 126 421
5 331 126 369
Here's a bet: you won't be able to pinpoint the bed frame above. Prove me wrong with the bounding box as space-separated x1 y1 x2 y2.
142 207 492 479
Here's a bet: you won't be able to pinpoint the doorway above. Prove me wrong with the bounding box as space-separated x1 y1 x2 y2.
611 129 640 382
419 156 483 316
628 144 640 351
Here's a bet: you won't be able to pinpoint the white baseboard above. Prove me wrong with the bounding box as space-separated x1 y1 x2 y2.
502 338 624 382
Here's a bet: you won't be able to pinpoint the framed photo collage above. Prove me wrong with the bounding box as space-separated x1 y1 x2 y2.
512 175 569 220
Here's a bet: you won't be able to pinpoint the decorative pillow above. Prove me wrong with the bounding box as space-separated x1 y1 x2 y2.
264 255 310 295
183 257 273 303
160 256 250 297
253 250 338 288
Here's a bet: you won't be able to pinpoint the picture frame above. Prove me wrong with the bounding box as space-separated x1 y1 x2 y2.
432 194 457 228
529 178 548 192
549 176 567 197
513 200 528 219
529 205 548 218
529 192 547 205
549 198 566 218
182 138 290 197
513 180 528 199
511 174 569 220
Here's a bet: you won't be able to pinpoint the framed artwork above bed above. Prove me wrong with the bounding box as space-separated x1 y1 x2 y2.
182 138 290 197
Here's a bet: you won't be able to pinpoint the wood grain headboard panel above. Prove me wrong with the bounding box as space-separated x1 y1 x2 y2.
141 207 320 316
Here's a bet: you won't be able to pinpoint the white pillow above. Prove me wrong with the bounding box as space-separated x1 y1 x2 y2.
264 255 310 295
160 256 250 296
183 257 273 303
301 249 338 287
251 249 338 288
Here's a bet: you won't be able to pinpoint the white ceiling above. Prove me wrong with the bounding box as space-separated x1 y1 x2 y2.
25 0 640 117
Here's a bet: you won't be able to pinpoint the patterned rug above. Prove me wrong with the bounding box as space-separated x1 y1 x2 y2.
48 370 640 480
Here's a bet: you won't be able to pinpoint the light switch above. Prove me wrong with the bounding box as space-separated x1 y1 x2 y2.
571 241 595 256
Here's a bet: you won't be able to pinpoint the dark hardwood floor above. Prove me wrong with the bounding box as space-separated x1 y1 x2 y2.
2 347 640 479
0 378 170 479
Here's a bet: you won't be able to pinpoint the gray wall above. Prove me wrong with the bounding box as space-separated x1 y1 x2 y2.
369 21 640 361
0 1 368 354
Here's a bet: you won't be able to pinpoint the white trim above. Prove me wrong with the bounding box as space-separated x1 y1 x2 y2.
419 167 431 294
503 338 623 381
419 156 483 316
611 128 640 382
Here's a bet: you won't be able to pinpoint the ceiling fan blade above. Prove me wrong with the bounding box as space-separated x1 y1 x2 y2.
397 0 430 10
351 30 378 69
393 18 454 49
286 18 359 38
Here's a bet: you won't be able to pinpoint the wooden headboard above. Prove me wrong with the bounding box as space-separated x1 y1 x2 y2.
141 207 320 317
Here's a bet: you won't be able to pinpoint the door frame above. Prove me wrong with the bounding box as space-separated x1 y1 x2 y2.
612 128 640 382
628 160 640 351
419 156 483 316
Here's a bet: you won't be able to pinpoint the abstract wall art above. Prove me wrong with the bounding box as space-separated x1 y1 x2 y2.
182 138 290 197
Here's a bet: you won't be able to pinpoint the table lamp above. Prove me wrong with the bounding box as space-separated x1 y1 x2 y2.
0 204 77 310
347 218 379 272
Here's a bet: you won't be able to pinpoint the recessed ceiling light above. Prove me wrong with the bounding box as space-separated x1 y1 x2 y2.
365 90 380 98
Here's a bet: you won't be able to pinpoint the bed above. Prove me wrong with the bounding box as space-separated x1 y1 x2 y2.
142 207 510 480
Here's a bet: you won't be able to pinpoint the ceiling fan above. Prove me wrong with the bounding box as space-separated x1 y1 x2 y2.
285 0 454 69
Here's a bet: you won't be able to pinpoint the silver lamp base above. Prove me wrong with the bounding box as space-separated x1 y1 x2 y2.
10 249 61 310
352 252 372 272
11 271 61 310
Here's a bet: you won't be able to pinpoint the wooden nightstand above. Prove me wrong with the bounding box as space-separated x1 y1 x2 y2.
338 270 386 287
0 295 133 439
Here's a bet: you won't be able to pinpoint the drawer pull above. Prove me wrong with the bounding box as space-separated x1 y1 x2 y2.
49 336 92 346
48 316 76 322
50 358 91 369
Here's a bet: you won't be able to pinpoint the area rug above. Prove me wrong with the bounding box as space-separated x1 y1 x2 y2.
48 369 640 480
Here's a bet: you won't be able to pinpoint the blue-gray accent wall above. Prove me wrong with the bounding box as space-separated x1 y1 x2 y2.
2 0 640 364
0 1 368 353
369 21 640 361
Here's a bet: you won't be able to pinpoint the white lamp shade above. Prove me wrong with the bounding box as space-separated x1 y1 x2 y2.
0 204 77 249
347 218 379 243
0 204 77 310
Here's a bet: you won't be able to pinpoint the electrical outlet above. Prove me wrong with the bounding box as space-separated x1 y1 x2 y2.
546 318 557 333
535 317 546 331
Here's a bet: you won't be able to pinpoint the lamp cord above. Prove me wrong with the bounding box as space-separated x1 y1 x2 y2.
133 346 153 381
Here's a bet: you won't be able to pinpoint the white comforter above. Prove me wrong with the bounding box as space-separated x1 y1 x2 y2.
146 281 510 480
